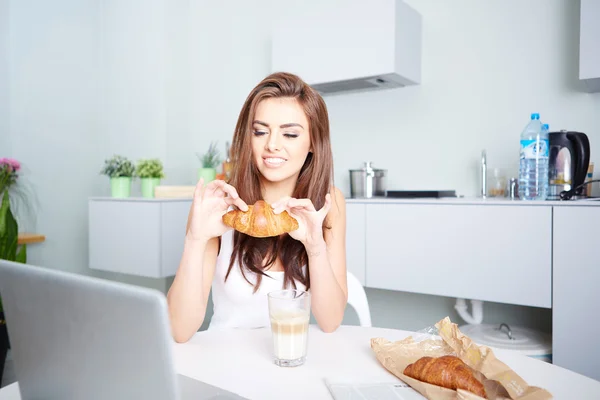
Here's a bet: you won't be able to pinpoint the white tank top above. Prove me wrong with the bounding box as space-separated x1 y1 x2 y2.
208 229 307 330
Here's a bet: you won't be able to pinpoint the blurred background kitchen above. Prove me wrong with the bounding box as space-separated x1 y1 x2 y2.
1 0 600 384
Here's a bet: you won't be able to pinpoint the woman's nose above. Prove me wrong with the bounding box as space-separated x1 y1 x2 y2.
266 134 281 151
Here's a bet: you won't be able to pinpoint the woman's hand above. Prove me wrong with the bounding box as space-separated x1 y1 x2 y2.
272 193 332 250
186 179 248 242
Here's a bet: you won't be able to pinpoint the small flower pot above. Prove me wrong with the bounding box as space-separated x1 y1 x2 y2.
110 177 132 198
140 178 161 198
198 168 216 183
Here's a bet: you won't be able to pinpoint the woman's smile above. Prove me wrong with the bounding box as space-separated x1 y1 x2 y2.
263 156 288 168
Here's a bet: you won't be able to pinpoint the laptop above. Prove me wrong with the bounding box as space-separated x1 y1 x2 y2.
0 259 248 400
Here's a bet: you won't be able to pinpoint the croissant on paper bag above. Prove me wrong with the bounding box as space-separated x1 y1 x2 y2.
403 355 487 399
222 200 299 238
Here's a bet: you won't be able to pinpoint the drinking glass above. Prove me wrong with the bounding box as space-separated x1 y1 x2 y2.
267 289 311 367
489 167 507 197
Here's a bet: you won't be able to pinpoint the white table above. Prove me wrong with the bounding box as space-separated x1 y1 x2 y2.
1 325 599 399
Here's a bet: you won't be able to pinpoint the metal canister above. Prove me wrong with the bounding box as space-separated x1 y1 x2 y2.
508 177 519 199
349 162 387 198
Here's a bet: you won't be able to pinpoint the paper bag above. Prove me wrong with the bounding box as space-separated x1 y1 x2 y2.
370 317 553 400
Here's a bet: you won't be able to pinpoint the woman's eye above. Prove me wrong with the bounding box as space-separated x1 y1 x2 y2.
284 133 299 139
253 130 267 136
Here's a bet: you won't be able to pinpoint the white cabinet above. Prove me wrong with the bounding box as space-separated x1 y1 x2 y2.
365 203 552 308
346 203 366 285
579 0 600 92
88 198 369 284
552 206 600 381
89 198 191 278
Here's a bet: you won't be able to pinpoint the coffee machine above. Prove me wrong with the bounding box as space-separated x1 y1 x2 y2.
548 130 590 200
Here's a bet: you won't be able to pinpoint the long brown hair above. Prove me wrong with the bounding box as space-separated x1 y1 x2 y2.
225 72 334 292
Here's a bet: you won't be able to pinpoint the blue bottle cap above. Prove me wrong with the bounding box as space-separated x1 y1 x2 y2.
531 113 540 120
543 124 549 129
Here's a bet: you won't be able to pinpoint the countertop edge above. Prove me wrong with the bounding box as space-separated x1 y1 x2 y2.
344 197 600 206
87 196 600 207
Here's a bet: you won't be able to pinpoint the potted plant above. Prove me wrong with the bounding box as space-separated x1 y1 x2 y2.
0 190 25 385
196 141 221 183
0 158 28 384
100 155 136 198
136 158 165 198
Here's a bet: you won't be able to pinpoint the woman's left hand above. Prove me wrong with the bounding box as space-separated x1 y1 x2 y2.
272 193 332 249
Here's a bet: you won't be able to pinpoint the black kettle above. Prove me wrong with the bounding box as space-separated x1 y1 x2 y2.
548 130 590 200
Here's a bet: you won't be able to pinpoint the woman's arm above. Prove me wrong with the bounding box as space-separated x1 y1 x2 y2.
305 187 348 332
166 179 247 343
166 234 218 343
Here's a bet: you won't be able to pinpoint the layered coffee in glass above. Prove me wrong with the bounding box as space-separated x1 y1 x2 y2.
267 289 310 367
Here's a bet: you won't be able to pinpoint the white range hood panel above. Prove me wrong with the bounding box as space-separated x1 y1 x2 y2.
271 0 422 95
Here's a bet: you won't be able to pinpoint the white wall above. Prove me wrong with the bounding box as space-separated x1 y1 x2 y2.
185 0 273 179
164 0 192 184
8 0 103 247
6 0 171 290
98 0 167 163
2 0 598 332
0 0 9 155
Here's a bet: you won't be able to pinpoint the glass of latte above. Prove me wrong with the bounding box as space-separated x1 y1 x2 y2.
267 289 311 367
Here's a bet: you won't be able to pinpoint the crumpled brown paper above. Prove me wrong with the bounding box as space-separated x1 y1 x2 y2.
370 317 553 400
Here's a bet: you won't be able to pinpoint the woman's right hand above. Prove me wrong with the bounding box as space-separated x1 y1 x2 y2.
186 178 249 242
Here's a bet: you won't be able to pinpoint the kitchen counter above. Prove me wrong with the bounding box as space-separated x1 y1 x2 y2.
345 196 600 206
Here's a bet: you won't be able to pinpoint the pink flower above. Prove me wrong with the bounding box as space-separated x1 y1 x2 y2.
0 158 21 171
7 158 20 171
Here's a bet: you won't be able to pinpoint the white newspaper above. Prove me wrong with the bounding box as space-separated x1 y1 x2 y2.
325 379 427 400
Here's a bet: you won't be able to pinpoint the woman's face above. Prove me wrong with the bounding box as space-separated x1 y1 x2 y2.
251 97 311 186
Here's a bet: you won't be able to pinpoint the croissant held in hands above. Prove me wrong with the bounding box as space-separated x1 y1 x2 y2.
222 200 299 238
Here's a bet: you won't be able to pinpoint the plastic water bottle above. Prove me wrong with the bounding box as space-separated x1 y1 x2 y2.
518 113 549 200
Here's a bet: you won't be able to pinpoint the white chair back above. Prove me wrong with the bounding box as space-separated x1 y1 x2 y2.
346 271 372 327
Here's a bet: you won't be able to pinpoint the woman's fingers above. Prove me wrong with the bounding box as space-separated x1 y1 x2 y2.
271 196 291 209
197 179 248 211
194 177 205 199
271 196 291 214
224 196 249 212
222 182 241 200
273 197 316 214
218 182 248 211
318 193 332 217
288 198 316 212
204 179 230 197
206 180 241 200
273 196 334 215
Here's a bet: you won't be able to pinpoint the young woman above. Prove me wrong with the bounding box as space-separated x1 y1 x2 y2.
167 72 347 343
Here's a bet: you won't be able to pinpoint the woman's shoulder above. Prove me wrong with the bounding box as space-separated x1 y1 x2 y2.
330 186 346 205
326 186 346 224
